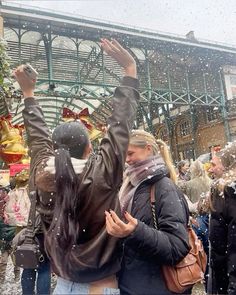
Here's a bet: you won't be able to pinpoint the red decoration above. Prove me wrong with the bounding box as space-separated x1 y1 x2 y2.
0 153 24 165
9 163 30 177
62 108 93 130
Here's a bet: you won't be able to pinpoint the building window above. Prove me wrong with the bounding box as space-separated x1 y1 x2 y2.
179 120 191 136
230 75 236 99
158 127 168 141
230 75 236 85
206 107 219 122
178 147 195 160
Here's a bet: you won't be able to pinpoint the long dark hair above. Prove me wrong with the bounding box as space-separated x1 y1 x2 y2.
44 121 90 273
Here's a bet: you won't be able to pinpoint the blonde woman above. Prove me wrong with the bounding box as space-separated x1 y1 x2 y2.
105 130 190 295
182 160 212 204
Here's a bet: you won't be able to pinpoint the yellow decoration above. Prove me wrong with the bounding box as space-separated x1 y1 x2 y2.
0 117 27 164
62 107 105 141
0 120 22 145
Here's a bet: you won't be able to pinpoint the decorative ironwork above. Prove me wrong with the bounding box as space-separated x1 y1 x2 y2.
1 3 236 143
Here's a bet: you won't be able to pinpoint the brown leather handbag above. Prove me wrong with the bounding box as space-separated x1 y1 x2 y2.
150 185 207 293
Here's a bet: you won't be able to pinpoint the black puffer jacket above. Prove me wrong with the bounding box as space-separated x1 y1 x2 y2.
209 184 236 295
119 167 190 295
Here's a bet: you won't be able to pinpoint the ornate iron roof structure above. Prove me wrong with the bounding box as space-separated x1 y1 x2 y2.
1 2 236 141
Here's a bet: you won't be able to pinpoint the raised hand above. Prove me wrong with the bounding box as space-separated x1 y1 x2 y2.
13 65 36 98
101 38 136 78
105 210 138 238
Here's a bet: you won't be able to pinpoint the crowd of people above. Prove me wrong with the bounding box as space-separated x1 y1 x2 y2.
0 38 235 295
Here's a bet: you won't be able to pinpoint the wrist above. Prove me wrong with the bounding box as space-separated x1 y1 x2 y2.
124 64 137 78
23 90 34 98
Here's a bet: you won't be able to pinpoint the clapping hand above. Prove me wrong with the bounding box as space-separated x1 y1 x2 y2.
105 210 138 238
101 38 136 78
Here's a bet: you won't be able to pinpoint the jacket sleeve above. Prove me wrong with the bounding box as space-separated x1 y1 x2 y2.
220 187 236 295
209 189 229 293
23 77 139 194
183 193 198 213
124 186 189 265
91 77 139 189
22 98 54 191
224 187 236 295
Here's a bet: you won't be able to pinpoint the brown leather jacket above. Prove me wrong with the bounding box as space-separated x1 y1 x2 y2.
22 77 139 283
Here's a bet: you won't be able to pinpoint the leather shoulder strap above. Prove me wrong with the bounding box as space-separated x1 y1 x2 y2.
150 184 158 229
25 190 37 241
150 184 156 203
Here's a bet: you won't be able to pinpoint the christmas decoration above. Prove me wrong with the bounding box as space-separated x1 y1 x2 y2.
0 116 27 164
62 107 106 141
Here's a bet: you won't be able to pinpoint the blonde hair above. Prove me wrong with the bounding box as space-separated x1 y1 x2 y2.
190 160 210 179
129 130 177 183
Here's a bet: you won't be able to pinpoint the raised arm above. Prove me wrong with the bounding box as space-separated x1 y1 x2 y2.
101 38 136 78
14 39 139 193
13 66 54 191
93 39 139 188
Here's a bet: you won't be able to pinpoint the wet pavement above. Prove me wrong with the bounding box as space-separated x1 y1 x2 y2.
0 261 21 295
193 283 206 295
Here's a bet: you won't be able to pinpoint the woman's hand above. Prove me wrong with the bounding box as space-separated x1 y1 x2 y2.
105 210 138 238
101 38 136 78
13 65 36 98
190 216 199 227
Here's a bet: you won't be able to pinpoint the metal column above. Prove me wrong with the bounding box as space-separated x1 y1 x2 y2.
219 70 231 142
186 69 197 158
144 49 154 132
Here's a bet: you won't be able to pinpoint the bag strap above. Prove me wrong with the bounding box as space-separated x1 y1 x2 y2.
150 184 191 233
24 190 37 242
150 184 158 230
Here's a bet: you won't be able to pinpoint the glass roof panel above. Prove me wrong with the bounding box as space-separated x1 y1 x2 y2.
3 28 18 42
79 40 100 53
130 47 145 61
52 36 76 50
21 31 42 45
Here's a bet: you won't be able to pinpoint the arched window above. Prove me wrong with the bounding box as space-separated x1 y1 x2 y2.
179 120 191 136
157 126 168 141
206 107 219 122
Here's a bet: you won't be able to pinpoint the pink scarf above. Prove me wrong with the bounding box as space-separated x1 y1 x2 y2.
119 155 165 215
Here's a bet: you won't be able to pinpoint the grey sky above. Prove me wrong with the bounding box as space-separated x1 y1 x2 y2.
5 0 236 46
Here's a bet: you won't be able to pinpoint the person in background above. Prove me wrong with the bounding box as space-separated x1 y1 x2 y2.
4 169 30 230
105 131 190 295
14 39 139 295
180 160 212 252
0 181 20 283
179 159 212 290
16 218 51 295
181 160 212 204
177 160 190 182
5 168 51 295
208 143 236 295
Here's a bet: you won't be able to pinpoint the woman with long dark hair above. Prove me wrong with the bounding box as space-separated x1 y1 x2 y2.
14 39 139 295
